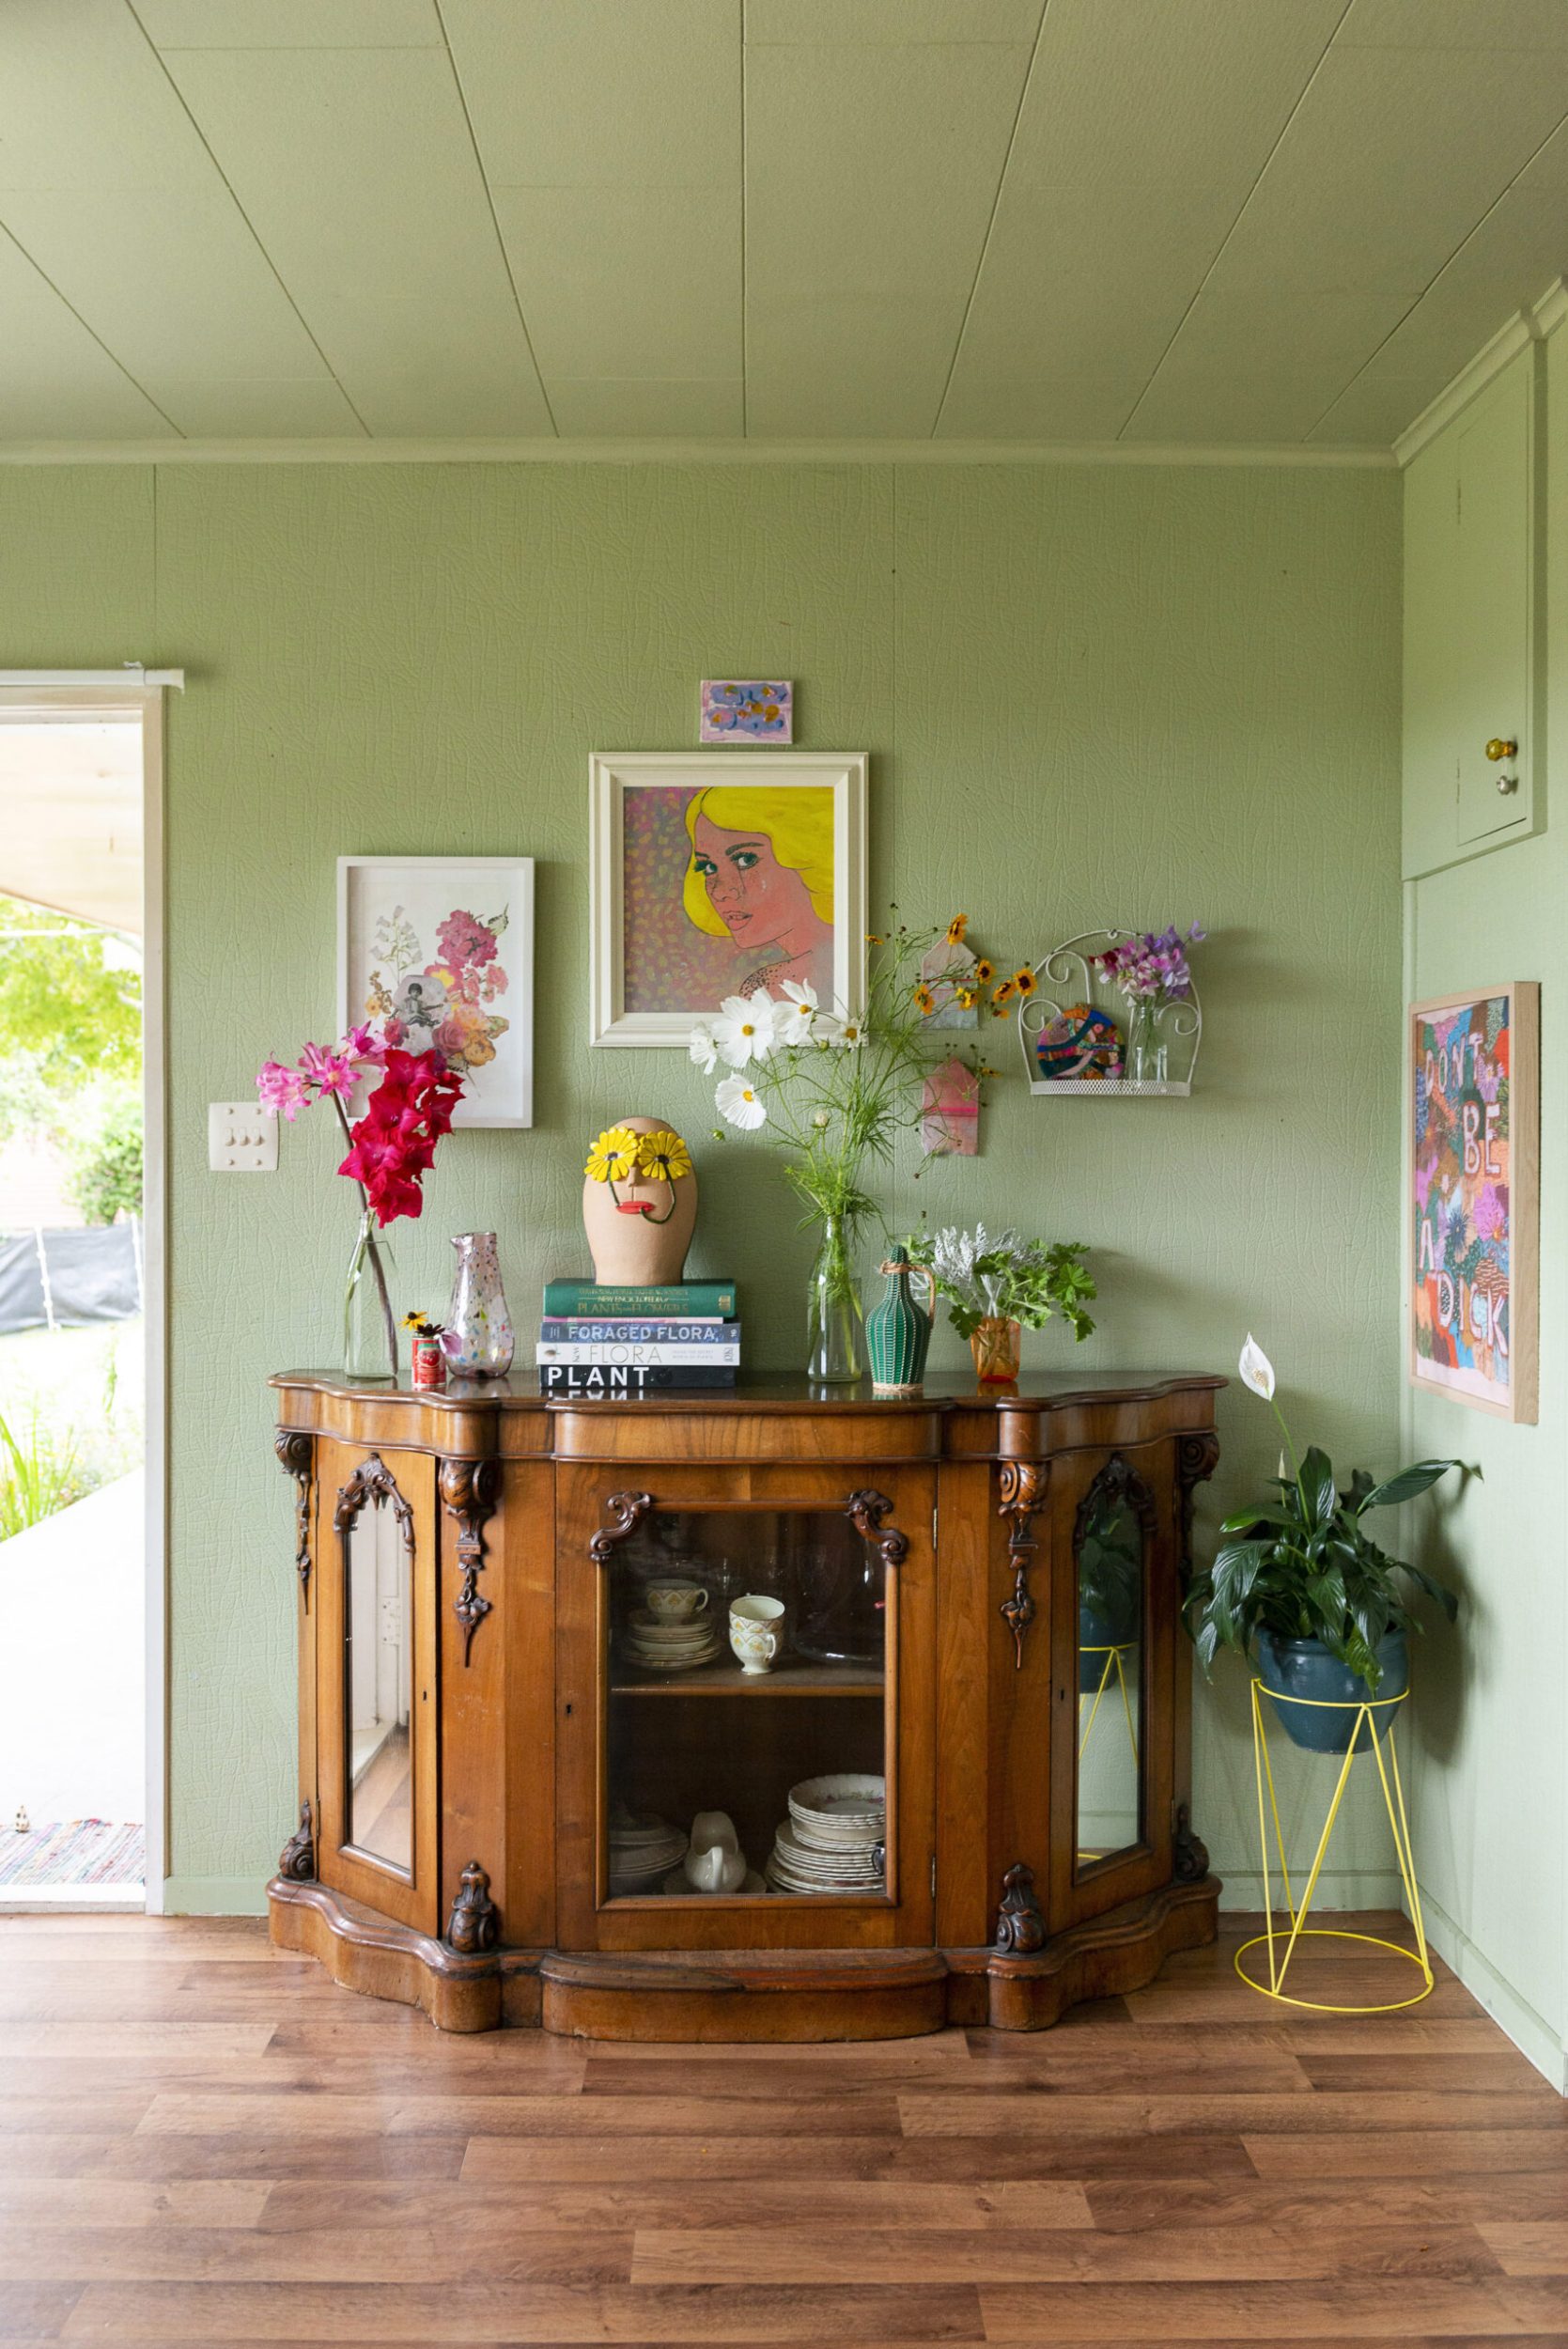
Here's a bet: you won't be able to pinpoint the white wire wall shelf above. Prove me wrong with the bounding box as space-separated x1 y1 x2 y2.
1017 929 1203 1098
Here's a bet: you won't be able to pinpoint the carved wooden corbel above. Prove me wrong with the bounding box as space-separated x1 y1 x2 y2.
334 1453 415 1548
274 1431 314 1610
846 1489 909 1572
278 1798 315 1882
997 1461 1048 1668
446 1859 500 1954
439 1456 501 1665
994 1861 1047 1953
589 1490 656 1564
1174 1431 1221 1585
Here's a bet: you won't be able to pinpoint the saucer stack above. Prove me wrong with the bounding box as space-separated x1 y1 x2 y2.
765 1773 886 1895
619 1607 723 1674
608 1809 687 1897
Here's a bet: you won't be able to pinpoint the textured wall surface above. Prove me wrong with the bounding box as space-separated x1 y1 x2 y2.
1402 334 1568 2082
0 458 1404 1907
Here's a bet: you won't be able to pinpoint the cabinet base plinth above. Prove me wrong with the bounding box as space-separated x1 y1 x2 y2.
268 1876 1219 2039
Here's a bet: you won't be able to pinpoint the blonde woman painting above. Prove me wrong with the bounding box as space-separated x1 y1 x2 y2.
682 784 835 1002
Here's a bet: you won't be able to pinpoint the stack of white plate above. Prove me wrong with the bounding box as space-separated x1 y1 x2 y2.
608 1808 688 1897
765 1773 886 1895
619 1607 723 1674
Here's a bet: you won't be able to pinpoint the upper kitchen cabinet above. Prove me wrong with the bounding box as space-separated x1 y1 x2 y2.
1403 343 1546 879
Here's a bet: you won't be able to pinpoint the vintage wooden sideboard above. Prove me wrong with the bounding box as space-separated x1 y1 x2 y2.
269 1371 1222 2039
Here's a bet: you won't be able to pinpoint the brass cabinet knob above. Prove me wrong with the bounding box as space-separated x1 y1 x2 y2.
1485 737 1517 761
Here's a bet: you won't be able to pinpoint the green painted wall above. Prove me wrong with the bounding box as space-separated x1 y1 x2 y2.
0 458 1404 1910
1403 338 1568 2087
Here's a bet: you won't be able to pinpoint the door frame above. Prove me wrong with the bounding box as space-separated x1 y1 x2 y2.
0 671 179 1910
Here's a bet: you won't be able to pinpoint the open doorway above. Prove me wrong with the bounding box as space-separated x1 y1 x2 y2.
0 687 163 1911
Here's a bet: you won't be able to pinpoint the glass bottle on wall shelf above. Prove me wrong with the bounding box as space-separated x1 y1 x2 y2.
1126 1001 1167 1090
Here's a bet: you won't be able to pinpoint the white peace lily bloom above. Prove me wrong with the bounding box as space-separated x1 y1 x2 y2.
712 992 778 1069
688 1021 719 1075
1239 1333 1276 1401
715 1073 767 1130
777 979 818 1039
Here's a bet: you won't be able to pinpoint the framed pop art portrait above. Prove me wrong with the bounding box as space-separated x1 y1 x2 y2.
1408 980 1538 1422
589 752 868 1048
337 856 536 1128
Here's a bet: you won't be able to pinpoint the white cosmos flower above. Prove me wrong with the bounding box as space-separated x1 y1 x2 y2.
712 992 778 1069
1239 1333 1276 1401
715 1073 768 1130
688 1021 719 1074
777 979 817 1040
817 1010 864 1049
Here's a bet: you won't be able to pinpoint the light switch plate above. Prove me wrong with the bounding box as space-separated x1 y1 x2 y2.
209 1101 277 1173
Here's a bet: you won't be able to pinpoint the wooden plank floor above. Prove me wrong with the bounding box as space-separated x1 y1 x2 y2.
1 1911 1564 2344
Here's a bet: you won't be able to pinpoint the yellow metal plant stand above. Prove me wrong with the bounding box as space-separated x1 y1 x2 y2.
1236 1674 1433 2014
1077 1642 1139 1865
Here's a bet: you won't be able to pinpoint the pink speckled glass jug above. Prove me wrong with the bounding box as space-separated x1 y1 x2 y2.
445 1231 514 1378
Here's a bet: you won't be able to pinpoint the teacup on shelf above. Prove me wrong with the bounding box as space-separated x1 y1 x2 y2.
645 1579 710 1622
729 1594 784 1676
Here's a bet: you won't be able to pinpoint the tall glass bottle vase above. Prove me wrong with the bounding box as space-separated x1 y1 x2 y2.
343 1208 397 1382
806 1214 863 1384
1126 998 1165 1089
447 1231 515 1377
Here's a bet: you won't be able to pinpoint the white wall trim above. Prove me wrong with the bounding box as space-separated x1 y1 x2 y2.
1414 1884 1567 2094
1394 312 1535 466
1394 277 1568 468
0 436 1396 471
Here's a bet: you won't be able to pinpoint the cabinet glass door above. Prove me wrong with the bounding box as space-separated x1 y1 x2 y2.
345 1489 413 1873
1074 1458 1148 1875
605 1501 892 1902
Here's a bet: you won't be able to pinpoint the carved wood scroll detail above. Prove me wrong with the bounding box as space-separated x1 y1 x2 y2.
994 1861 1047 1953
997 1461 1048 1670
446 1859 500 1954
589 1490 656 1565
1073 1450 1160 1565
1174 1430 1220 1586
1172 1801 1210 1885
278 1798 315 1882
275 1431 314 1610
439 1457 501 1666
334 1453 415 1551
846 1489 909 1571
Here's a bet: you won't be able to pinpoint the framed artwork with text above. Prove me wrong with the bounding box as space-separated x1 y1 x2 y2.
1408 981 1538 1422
589 751 867 1048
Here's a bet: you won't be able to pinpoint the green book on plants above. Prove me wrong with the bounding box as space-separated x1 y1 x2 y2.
542 1278 737 1318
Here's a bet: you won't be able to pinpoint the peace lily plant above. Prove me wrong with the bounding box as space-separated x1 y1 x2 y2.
1185 1335 1467 1747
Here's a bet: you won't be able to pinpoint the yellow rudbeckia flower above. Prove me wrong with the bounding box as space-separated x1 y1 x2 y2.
635 1128 692 1183
584 1126 640 1183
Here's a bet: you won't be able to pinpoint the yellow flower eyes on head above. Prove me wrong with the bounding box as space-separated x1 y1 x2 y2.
635 1128 692 1183
584 1125 640 1183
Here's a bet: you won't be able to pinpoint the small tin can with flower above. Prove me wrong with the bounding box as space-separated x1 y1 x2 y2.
404 1313 449 1391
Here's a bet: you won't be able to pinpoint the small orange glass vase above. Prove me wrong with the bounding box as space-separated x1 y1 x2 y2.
970 1315 1022 1385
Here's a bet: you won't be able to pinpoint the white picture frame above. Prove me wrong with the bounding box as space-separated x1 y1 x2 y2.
337 855 535 1128
589 750 868 1049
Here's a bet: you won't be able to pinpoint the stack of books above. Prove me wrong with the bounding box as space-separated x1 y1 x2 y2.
536 1278 739 1396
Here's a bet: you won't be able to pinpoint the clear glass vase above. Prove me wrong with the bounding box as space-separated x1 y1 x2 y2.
343 1208 397 1382
805 1214 864 1383
1126 999 1157 1088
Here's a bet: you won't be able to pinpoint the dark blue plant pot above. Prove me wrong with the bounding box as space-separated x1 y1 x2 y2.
1079 1602 1138 1694
1256 1631 1408 1753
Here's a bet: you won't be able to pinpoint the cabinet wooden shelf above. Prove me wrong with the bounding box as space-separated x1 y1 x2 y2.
269 1371 1223 2040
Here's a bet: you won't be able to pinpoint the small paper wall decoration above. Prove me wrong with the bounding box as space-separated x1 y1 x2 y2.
700 680 792 742
922 1058 979 1157
919 938 979 1029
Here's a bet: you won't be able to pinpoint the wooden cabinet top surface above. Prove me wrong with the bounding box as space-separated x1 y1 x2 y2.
272 1369 1224 1465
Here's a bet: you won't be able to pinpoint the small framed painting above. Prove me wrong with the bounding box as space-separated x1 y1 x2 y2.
1408 980 1538 1421
337 856 535 1128
589 751 867 1048
700 680 792 743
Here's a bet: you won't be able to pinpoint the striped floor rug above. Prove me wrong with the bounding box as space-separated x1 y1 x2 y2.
0 1819 145 1888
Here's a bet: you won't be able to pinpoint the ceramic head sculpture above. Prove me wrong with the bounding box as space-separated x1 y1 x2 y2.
582 1116 698 1285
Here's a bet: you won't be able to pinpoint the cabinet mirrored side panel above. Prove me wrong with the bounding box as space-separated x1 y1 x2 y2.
1074 1462 1147 1875
344 1482 414 1878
